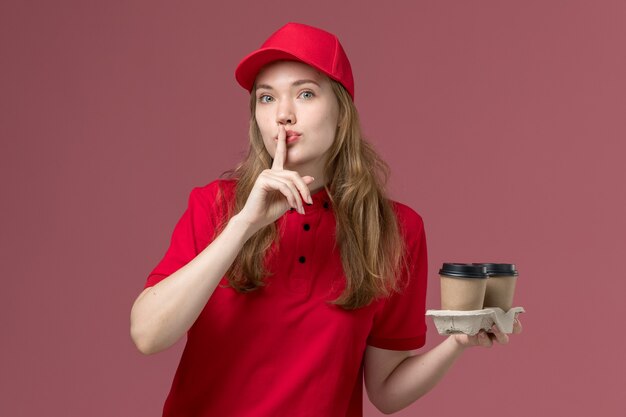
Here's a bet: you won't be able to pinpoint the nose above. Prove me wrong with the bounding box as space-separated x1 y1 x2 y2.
276 99 296 126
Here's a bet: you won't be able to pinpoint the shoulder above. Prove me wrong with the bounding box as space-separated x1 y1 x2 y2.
185 178 238 216
191 178 237 202
389 199 425 235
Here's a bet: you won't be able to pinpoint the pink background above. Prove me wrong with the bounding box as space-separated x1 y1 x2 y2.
1 1 624 415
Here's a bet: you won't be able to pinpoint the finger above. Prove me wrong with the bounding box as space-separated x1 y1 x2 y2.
467 334 481 347
491 324 509 344
285 171 314 205
271 124 287 171
265 172 305 214
453 334 467 347
477 330 493 348
465 334 478 347
513 317 523 334
257 172 297 212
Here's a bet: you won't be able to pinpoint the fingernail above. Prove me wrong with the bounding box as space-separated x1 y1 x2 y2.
308 196 313 204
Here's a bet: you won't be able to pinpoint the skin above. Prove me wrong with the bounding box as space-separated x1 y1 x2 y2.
253 60 339 195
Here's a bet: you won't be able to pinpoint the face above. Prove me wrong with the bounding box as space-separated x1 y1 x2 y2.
254 60 340 175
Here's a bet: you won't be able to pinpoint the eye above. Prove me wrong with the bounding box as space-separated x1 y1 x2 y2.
300 90 315 100
258 94 273 103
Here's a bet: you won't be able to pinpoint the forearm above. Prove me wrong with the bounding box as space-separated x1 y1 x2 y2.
379 336 466 414
130 214 256 355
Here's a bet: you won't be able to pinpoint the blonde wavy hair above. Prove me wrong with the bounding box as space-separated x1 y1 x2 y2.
212 77 410 310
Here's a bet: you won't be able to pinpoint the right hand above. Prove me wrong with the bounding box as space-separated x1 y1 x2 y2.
237 124 315 233
452 318 523 349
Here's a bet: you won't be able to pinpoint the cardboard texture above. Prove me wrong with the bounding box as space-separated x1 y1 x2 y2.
426 307 525 336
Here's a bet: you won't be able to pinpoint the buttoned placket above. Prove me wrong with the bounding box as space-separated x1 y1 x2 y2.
285 195 332 296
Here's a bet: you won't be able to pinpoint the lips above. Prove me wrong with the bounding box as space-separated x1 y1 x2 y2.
274 130 302 141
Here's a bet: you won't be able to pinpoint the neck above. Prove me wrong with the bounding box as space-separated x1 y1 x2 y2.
308 176 327 194
284 162 326 194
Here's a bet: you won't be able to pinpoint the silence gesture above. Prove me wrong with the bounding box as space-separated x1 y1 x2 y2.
237 124 315 234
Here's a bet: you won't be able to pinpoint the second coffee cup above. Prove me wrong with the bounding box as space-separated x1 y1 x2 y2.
473 263 518 312
439 263 489 310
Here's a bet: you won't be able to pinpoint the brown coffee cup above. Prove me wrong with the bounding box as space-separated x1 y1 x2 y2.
439 263 488 310
473 263 518 312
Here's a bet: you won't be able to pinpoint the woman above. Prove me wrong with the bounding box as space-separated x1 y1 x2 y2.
130 22 522 417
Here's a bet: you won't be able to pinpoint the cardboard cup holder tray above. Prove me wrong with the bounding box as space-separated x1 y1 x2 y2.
426 307 525 336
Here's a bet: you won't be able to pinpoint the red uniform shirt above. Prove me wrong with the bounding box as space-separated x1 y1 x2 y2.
144 179 428 417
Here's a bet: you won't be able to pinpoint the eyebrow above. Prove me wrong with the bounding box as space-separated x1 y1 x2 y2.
255 79 321 91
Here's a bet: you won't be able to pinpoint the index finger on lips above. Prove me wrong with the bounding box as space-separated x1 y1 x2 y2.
272 124 286 171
